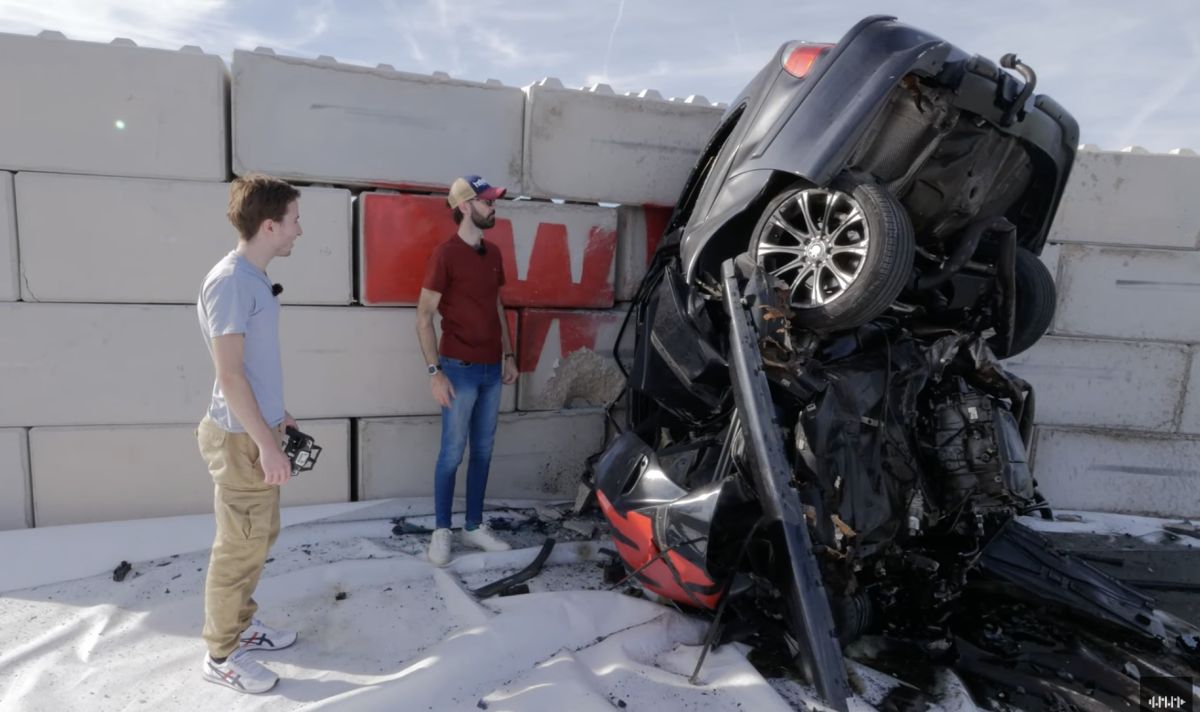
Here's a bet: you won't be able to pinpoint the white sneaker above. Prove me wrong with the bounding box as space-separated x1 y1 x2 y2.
201 648 279 694
460 523 512 552
428 528 453 566
239 617 297 652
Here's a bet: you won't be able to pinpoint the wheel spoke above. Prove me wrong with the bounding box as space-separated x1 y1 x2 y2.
768 256 805 277
827 262 855 290
829 244 868 257
820 191 840 235
795 193 818 236
811 276 826 306
769 215 809 245
827 207 865 243
790 265 816 305
757 241 806 257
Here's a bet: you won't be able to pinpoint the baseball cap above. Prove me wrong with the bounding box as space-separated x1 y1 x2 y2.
447 174 507 209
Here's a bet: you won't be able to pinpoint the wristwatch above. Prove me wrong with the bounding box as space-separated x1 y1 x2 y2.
503 353 515 361
427 363 441 376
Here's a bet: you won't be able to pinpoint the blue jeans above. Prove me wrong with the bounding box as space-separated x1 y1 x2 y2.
434 357 502 530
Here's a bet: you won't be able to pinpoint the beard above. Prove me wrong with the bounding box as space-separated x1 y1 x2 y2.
471 211 496 229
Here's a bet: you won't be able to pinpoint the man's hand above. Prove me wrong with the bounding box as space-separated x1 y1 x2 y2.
431 371 455 408
502 358 518 385
283 412 298 430
260 443 292 486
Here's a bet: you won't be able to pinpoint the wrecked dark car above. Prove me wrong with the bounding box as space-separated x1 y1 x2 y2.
587 15 1200 712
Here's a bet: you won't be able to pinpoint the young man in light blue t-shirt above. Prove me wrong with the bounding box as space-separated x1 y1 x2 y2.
195 174 302 694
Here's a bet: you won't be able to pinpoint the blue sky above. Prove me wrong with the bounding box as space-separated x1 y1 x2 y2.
2 0 1198 151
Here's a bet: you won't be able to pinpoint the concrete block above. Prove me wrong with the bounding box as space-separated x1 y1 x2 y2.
522 82 722 205
232 50 524 190
517 308 627 411
0 303 511 427
358 408 605 501
29 419 350 527
1039 242 1062 333
1033 428 1200 518
1039 242 1062 284
16 173 351 304
1048 150 1200 249
0 32 228 180
1179 346 1200 435
0 172 15 301
1003 336 1189 431
359 193 616 308
615 205 673 301
279 307 516 418
0 429 31 530
0 303 213 426
1055 244 1200 341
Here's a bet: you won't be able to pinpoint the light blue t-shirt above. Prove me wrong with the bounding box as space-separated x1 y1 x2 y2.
197 251 285 432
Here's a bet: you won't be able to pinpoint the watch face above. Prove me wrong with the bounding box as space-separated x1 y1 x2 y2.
428 364 438 375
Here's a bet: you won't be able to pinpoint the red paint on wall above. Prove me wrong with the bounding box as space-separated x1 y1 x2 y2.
517 309 623 373
643 205 673 264
361 193 616 308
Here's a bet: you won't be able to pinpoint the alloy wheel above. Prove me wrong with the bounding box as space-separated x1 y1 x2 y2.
754 187 870 308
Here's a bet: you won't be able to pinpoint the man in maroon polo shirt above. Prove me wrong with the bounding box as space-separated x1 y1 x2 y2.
416 174 519 566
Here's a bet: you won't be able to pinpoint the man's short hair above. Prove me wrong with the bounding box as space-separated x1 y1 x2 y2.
452 206 465 225
227 174 301 240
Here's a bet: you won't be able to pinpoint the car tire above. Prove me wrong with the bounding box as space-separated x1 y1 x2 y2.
750 175 914 330
990 247 1056 358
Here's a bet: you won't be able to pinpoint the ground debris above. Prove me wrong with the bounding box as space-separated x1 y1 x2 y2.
112 561 132 582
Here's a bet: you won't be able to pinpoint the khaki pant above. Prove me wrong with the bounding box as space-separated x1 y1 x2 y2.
197 416 284 658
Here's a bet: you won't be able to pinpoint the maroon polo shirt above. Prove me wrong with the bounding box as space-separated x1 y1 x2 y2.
422 235 506 363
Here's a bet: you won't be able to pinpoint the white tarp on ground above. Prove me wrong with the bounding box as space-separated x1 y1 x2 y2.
1 499 1186 711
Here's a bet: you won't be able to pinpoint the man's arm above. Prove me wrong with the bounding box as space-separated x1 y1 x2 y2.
498 297 518 385
417 288 455 407
212 334 291 485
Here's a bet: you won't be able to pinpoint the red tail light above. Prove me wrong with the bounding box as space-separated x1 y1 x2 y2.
781 41 832 78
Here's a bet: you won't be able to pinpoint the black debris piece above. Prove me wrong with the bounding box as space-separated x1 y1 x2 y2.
335 592 348 601
469 539 556 599
112 561 132 582
392 519 432 536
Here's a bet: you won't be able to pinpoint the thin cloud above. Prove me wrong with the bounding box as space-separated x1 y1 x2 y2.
1115 25 1200 149
0 0 229 48
601 0 626 82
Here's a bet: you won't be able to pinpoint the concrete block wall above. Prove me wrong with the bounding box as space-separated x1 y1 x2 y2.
1005 148 1200 517
0 32 228 180
16 174 353 304
522 79 724 205
0 429 31 530
5 29 1199 525
30 420 351 527
358 409 605 501
1 172 15 301
4 31 707 529
231 49 525 191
